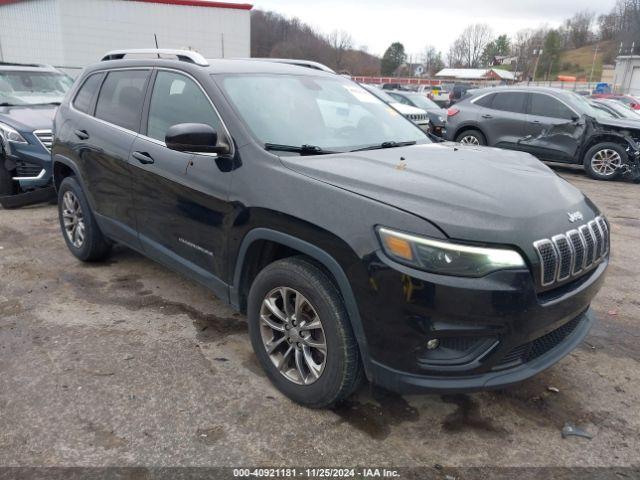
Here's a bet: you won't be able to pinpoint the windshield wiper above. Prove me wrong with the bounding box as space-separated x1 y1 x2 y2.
0 102 16 107
350 140 417 152
36 102 61 106
264 143 337 156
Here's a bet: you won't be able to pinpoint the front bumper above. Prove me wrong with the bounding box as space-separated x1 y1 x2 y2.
369 308 594 394
355 252 607 393
3 132 52 190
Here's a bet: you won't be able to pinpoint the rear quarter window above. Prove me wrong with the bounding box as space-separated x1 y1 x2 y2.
491 92 527 113
72 73 104 114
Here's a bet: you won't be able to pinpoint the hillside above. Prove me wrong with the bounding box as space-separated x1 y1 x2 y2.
556 40 617 81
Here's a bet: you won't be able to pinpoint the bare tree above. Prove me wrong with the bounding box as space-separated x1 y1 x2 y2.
327 30 353 71
564 11 595 48
421 45 445 75
450 24 494 68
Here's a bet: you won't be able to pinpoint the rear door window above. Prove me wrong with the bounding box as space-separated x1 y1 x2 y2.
490 92 527 113
529 93 575 120
95 70 150 131
72 73 104 114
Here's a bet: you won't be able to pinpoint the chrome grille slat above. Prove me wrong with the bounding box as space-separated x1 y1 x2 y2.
34 129 53 152
533 216 609 287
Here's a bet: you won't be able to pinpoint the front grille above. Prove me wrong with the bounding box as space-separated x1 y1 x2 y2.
495 315 583 369
14 161 42 178
34 129 53 151
533 215 608 287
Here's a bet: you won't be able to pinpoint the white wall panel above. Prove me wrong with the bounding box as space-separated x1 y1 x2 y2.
0 0 250 68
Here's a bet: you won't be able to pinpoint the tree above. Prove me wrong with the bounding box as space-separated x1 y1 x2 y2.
421 45 445 75
540 30 563 80
381 42 406 76
564 11 595 48
327 30 353 72
449 24 494 68
481 34 510 66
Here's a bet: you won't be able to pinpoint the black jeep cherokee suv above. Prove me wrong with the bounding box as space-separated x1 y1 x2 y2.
52 50 609 408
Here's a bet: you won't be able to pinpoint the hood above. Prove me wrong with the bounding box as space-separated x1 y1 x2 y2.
391 103 427 116
282 143 597 245
595 117 640 130
0 105 57 132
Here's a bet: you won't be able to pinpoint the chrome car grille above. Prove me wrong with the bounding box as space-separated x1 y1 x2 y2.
533 216 609 287
34 129 53 152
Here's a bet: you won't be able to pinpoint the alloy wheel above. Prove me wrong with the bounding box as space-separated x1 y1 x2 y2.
259 287 327 385
460 135 480 145
62 191 86 248
591 149 622 176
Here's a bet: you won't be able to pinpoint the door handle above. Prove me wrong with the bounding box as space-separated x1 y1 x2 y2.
74 129 89 140
481 114 493 119
132 151 154 165
532 120 541 124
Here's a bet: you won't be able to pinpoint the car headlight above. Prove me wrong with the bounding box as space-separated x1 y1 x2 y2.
377 227 526 277
0 122 27 144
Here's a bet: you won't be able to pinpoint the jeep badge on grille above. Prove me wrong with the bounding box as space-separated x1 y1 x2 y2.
568 211 583 223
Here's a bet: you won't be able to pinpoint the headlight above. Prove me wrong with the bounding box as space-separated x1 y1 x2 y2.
0 122 27 144
377 227 526 277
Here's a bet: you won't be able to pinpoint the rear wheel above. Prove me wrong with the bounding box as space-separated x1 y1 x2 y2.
57 176 112 261
455 129 486 146
583 143 624 180
247 257 362 408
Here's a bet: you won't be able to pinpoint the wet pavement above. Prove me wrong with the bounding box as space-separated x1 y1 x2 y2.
0 168 638 470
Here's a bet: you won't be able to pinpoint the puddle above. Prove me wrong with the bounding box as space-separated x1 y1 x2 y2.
332 386 419 440
441 394 505 436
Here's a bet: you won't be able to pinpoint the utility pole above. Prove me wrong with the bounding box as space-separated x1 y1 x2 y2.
532 48 543 83
589 43 599 85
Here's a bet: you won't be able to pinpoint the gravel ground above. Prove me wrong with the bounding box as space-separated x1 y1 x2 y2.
0 167 639 473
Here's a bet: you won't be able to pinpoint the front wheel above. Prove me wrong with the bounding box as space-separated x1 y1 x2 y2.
247 257 362 408
583 143 625 180
455 129 486 146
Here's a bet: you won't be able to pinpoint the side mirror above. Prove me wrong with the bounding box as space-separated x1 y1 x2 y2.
571 115 580 122
165 123 230 155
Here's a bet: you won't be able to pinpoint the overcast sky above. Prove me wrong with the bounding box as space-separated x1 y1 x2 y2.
252 0 618 58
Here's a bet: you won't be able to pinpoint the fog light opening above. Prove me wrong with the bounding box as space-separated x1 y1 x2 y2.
426 339 440 350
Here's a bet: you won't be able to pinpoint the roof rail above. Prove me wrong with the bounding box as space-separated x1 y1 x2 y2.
247 58 336 74
100 49 209 66
0 61 51 68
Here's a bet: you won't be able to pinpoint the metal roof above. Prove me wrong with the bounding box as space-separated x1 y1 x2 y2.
435 68 516 80
0 0 253 9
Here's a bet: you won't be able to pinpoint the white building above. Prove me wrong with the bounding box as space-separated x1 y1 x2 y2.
0 0 252 74
613 55 640 95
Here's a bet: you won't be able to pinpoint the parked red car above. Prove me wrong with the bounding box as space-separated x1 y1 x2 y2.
590 94 640 110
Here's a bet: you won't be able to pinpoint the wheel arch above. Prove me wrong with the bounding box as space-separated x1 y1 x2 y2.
581 134 633 162
453 122 488 143
230 227 372 371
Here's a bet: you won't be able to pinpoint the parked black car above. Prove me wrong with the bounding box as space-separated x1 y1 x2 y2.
445 86 640 181
52 50 608 408
386 90 447 137
0 62 73 208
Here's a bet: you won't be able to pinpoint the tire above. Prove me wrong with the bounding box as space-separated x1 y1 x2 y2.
455 129 486 146
0 153 19 209
247 257 362 408
583 142 625 180
57 176 112 262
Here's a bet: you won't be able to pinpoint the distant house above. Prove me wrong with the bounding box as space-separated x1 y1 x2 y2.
435 68 517 83
491 55 518 67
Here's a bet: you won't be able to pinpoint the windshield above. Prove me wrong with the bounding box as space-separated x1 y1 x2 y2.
359 84 398 104
600 100 640 119
0 70 73 106
403 93 440 110
567 91 601 118
220 74 428 152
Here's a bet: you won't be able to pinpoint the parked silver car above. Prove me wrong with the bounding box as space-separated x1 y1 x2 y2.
444 86 640 181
